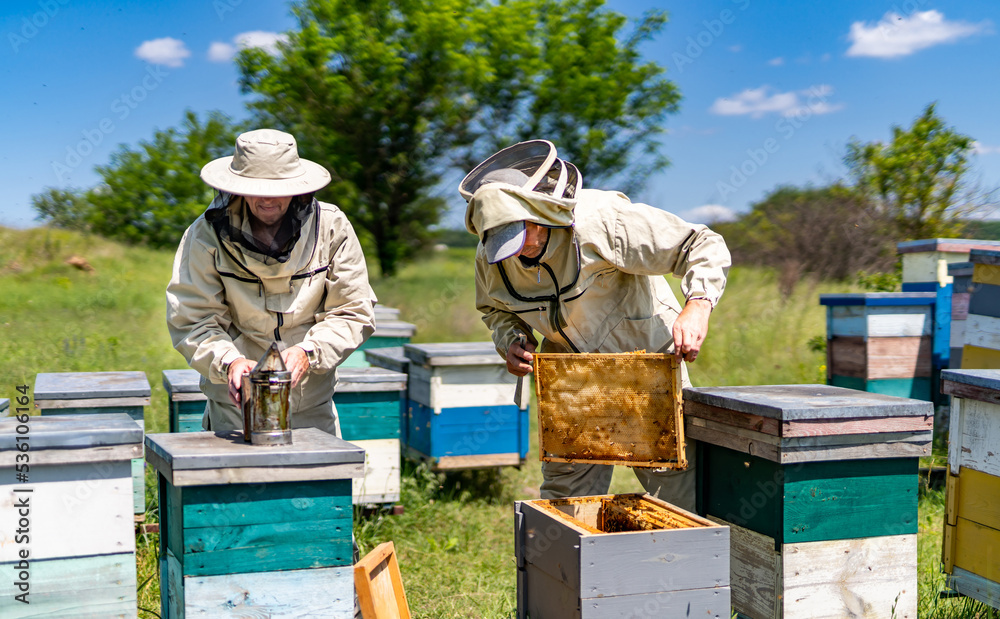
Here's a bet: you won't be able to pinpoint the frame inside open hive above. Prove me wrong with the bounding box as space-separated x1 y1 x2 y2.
534 493 705 533
533 352 685 468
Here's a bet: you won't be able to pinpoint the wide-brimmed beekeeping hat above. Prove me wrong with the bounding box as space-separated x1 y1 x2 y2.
201 129 331 197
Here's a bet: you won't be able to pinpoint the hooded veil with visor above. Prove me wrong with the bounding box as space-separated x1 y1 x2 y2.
462 140 581 264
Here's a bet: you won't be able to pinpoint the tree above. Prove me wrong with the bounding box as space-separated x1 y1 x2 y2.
237 0 679 276
32 110 241 248
716 184 897 296
845 103 977 240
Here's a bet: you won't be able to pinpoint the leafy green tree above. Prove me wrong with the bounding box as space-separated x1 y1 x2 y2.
237 0 679 276
716 184 896 295
845 103 976 240
32 111 241 247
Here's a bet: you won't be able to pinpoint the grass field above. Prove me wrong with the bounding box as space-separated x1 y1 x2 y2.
2 225 998 618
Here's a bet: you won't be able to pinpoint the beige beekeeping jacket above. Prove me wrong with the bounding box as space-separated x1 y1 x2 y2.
468 184 730 358
166 199 376 433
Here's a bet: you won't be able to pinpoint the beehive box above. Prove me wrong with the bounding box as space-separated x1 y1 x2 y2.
340 319 417 368
0 399 8 417
335 366 407 505
146 428 364 618
34 371 150 517
0 413 142 618
364 346 413 447
162 369 206 433
941 369 1000 609
820 293 936 401
949 262 974 368
533 352 685 468
404 342 528 469
897 239 1000 291
373 306 401 321
687 384 931 618
959 249 1000 369
515 494 730 619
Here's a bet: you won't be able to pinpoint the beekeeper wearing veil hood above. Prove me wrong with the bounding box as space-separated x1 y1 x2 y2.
462 140 731 509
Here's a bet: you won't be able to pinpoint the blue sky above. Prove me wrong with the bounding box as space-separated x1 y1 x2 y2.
2 0 999 229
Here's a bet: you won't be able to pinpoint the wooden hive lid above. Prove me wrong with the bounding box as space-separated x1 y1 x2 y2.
897 238 1000 254
336 366 407 392
162 369 202 395
819 292 936 307
145 427 365 486
941 369 1000 396
969 249 1000 266
0 413 143 452
374 305 401 320
364 346 410 373
373 319 417 338
684 384 933 421
35 370 151 400
403 342 503 367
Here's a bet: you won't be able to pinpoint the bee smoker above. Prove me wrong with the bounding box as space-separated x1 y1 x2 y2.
240 342 292 445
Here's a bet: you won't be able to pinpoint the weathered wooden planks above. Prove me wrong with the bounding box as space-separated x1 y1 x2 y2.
0 414 141 617
516 495 730 619
351 438 401 504
714 517 917 619
940 368 1000 610
404 342 528 469
150 428 362 617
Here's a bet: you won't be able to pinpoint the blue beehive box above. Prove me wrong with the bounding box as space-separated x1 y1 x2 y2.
403 342 528 470
146 428 364 618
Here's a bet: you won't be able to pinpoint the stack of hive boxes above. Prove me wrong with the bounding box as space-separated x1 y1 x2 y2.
403 342 528 470
941 369 1000 609
334 366 408 506
340 306 416 368
686 384 932 618
0 414 143 616
34 371 150 519
146 428 364 618
958 249 1000 369
820 293 936 401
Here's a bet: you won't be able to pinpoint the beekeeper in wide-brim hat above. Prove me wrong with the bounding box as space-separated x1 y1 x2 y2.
463 139 732 510
167 128 376 437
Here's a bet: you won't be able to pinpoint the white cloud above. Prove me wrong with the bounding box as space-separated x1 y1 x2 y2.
208 31 288 63
709 85 844 119
681 205 738 224
846 10 991 58
768 57 784 66
135 37 190 67
974 141 1000 155
208 42 236 62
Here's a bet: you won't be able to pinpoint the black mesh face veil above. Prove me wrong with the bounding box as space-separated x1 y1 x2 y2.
205 191 317 264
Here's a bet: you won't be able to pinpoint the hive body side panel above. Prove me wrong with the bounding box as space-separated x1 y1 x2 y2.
0 553 137 619
580 586 731 618
351 438 401 504
182 566 354 618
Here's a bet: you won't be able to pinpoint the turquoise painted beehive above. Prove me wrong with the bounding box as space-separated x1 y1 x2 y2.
335 366 407 505
162 369 207 433
687 384 932 619
340 319 417 368
34 371 150 517
941 369 1000 609
146 428 364 618
403 342 528 470
0 413 143 617
364 346 413 448
820 292 936 401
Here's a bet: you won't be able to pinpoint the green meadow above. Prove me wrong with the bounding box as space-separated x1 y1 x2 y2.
1 226 996 618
